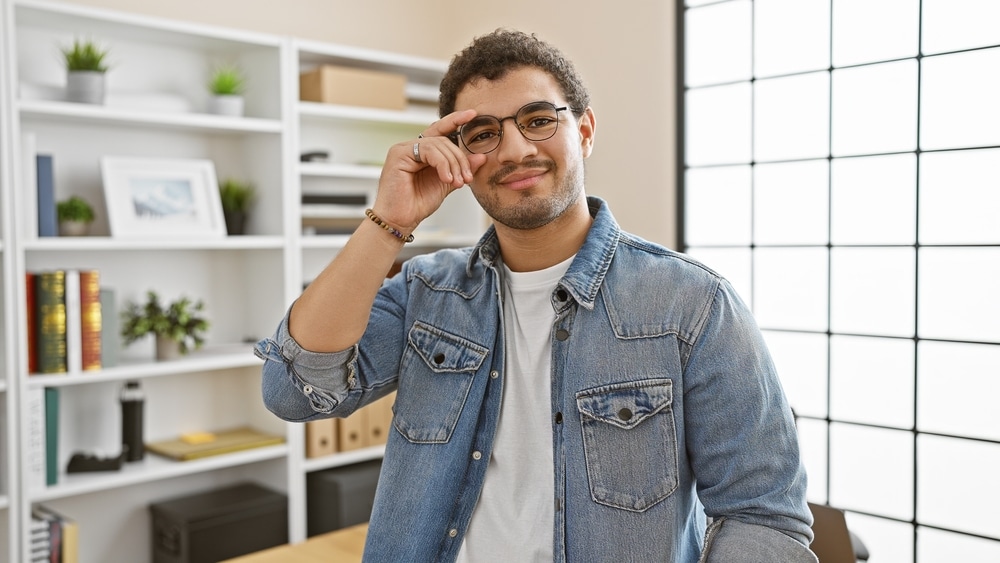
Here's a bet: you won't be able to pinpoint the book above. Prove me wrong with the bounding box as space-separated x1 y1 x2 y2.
146 427 285 461
35 271 68 374
64 270 81 374
33 505 77 563
36 154 57 237
26 387 47 492
45 388 60 486
27 272 38 373
22 131 39 239
79 270 102 371
305 419 337 458
99 288 119 368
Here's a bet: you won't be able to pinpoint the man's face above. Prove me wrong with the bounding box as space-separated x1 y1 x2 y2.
454 66 595 231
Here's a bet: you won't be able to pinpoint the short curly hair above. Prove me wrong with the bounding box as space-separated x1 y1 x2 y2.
439 29 590 118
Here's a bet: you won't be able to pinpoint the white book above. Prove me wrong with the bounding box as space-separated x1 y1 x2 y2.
21 131 38 239
25 387 46 492
65 269 82 374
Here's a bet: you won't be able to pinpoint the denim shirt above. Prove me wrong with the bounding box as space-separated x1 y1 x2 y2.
255 197 817 563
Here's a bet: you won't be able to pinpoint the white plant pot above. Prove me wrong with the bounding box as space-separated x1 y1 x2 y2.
66 70 106 104
208 95 244 117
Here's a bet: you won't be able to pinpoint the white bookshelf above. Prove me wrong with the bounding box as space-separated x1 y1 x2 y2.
0 0 484 560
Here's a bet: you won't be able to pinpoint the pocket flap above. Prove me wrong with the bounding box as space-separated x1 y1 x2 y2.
576 379 673 430
408 321 489 373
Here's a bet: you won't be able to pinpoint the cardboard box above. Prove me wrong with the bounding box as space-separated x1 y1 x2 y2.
306 459 382 536
300 65 407 110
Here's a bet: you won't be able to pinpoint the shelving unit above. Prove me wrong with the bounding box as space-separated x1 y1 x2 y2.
0 1 484 561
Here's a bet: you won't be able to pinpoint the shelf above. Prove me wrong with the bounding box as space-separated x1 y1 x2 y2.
25 343 260 389
30 443 288 502
299 162 382 179
298 101 435 126
19 99 283 134
302 444 385 473
23 235 285 252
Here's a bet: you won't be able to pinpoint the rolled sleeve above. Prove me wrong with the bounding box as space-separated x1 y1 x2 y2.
255 308 359 421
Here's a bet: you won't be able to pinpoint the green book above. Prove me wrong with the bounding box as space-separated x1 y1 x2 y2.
35 271 67 374
44 387 59 486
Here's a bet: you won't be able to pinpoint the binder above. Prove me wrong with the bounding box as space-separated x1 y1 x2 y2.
305 419 337 458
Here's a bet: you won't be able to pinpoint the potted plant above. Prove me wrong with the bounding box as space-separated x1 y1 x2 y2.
56 195 96 236
207 63 246 116
61 38 110 104
121 291 210 360
219 178 255 235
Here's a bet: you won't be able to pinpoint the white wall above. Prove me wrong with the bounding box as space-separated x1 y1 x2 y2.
56 0 679 248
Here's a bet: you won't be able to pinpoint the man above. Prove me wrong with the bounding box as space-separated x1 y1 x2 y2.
257 29 817 562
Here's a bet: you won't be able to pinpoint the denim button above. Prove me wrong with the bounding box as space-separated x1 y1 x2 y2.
472 451 482 460
490 370 499 379
302 384 313 394
556 289 568 301
555 329 570 341
449 528 458 538
617 407 633 421
433 353 445 364
555 412 563 424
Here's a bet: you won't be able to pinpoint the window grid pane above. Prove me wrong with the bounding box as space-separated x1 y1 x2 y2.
682 1 1000 559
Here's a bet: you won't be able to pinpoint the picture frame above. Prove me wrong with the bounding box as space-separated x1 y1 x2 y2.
101 156 226 239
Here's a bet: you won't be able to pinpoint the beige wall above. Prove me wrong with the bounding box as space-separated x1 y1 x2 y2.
60 0 678 248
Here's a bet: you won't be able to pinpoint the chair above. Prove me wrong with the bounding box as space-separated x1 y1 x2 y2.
808 503 870 563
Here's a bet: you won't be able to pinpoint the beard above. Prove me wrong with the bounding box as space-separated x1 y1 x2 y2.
473 158 584 230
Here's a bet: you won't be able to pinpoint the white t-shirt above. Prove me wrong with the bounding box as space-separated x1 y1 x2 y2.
456 256 574 563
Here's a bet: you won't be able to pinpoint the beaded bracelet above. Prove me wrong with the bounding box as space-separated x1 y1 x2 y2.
364 208 415 243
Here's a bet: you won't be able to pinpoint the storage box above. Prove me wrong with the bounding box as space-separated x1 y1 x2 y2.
300 65 407 110
306 459 382 537
149 482 288 563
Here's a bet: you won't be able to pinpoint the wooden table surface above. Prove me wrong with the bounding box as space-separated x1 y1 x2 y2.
222 523 368 562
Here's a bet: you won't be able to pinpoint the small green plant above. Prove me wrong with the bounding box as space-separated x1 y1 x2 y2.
209 64 246 96
56 195 95 223
61 38 110 72
121 291 209 355
219 178 256 213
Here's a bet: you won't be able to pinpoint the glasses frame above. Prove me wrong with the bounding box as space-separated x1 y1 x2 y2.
449 101 570 154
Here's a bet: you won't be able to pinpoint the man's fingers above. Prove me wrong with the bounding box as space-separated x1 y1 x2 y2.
420 109 477 138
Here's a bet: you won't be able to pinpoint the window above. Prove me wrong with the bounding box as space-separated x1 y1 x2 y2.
680 1 1000 560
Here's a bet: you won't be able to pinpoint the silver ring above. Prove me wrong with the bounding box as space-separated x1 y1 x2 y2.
413 142 421 163
418 134 424 138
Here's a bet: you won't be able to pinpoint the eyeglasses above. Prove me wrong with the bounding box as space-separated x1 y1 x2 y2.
451 101 569 154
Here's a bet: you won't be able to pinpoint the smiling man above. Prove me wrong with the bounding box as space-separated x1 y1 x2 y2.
257 29 817 562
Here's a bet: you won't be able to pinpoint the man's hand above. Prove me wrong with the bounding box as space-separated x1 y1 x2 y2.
371 109 487 233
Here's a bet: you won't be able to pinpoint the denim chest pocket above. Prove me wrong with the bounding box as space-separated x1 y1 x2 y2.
393 321 489 444
576 378 679 512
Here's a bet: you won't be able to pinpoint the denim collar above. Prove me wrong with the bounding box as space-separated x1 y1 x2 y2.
467 196 621 311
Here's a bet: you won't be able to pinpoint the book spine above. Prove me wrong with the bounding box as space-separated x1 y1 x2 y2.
45 387 60 486
27 272 38 373
22 131 39 239
26 387 47 492
36 154 57 237
99 288 119 368
79 270 102 371
65 270 82 374
36 271 67 374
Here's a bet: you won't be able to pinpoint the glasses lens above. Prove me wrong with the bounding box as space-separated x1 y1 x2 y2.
461 116 502 154
516 102 560 141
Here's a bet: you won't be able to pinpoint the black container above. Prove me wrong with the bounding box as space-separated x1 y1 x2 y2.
306 458 382 536
149 482 288 563
120 380 145 462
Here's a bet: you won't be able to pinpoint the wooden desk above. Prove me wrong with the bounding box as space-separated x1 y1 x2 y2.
223 523 368 562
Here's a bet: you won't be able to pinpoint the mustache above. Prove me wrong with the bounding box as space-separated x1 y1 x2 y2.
489 159 555 186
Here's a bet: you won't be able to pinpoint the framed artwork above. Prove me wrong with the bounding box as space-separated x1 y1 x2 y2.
101 156 226 239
